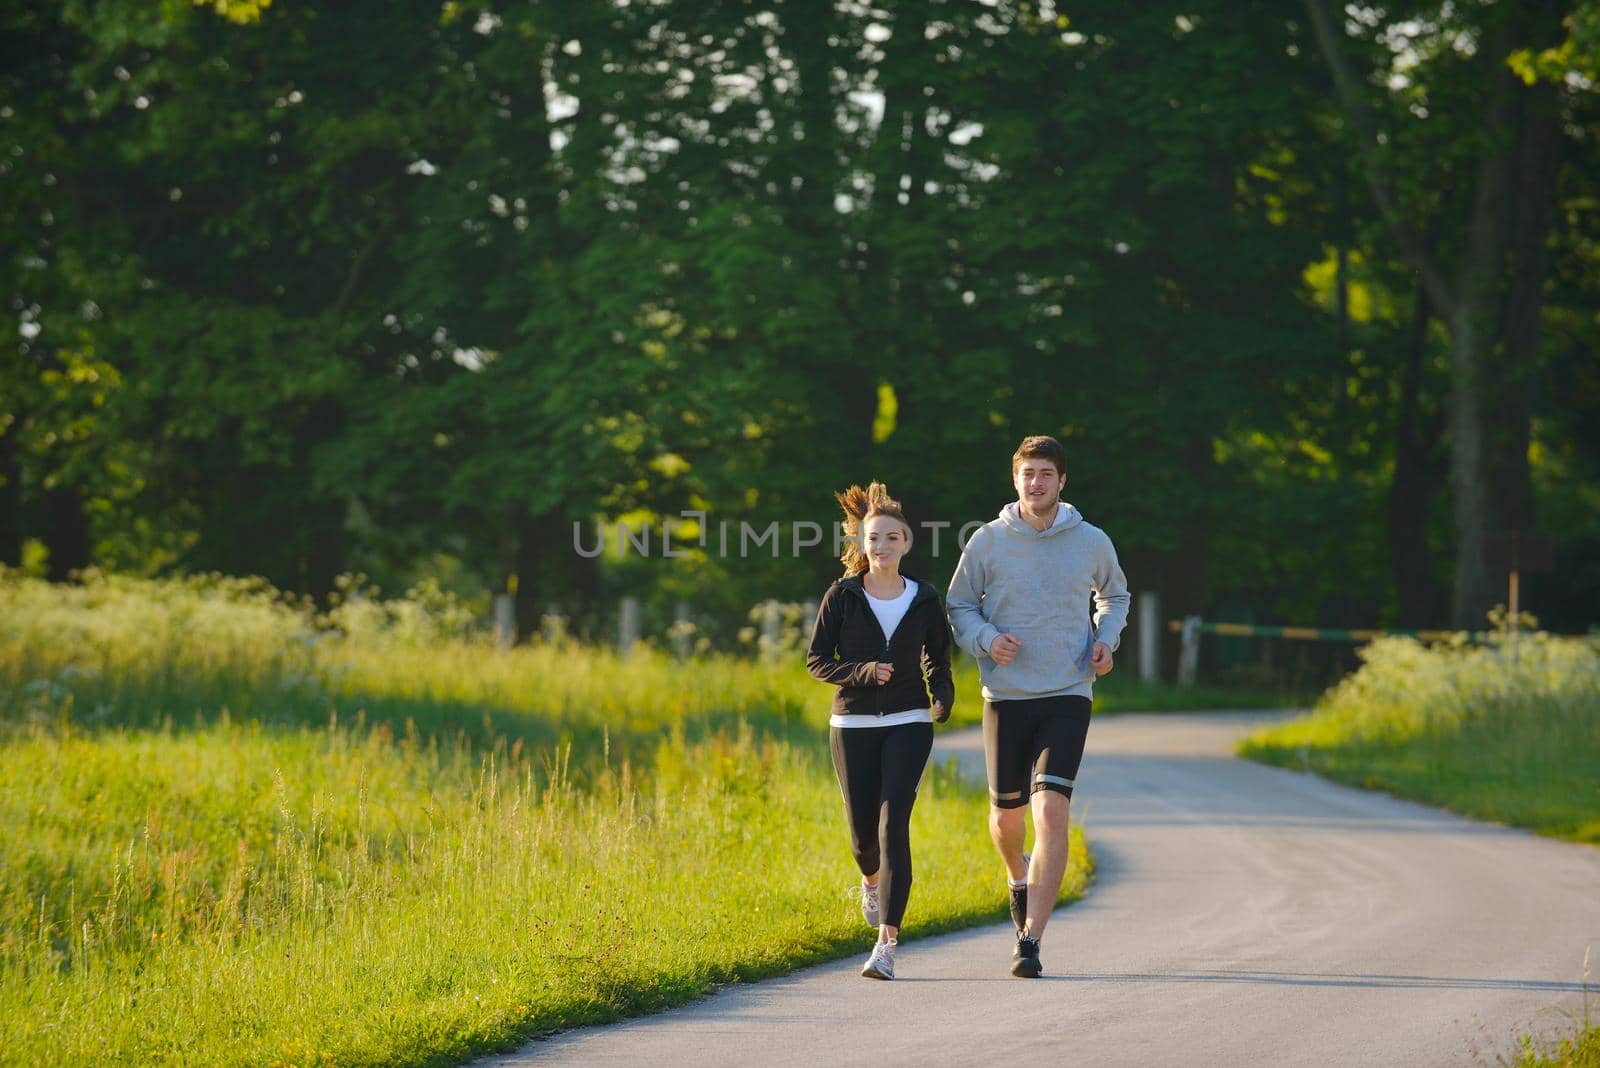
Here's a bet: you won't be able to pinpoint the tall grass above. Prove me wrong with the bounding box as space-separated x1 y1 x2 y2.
1239 633 1600 843
0 570 1089 1064
0 570 817 754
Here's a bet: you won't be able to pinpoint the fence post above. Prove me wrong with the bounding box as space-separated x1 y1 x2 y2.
619 596 641 654
493 593 515 650
1137 591 1160 683
540 604 568 645
671 601 692 658
1177 615 1202 687
760 599 781 661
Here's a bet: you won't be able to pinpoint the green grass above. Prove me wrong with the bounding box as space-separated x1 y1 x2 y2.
1511 952 1597 1068
0 570 1090 1064
1238 633 1600 844
1513 1026 1600 1068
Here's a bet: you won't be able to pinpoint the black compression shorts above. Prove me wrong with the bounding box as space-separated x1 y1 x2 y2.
982 694 1092 808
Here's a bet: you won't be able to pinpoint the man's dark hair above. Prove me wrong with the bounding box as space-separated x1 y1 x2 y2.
1011 435 1067 477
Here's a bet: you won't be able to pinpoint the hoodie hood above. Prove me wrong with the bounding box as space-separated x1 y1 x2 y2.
999 501 1084 538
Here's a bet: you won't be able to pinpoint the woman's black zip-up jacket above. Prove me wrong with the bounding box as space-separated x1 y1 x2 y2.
805 572 956 721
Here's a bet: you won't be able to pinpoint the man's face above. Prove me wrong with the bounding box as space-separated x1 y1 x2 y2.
1013 460 1066 512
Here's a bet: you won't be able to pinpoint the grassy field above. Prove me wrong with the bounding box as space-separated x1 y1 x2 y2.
1238 632 1600 843
0 570 1090 1065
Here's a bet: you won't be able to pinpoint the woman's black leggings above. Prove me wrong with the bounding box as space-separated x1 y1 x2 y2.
828 721 934 930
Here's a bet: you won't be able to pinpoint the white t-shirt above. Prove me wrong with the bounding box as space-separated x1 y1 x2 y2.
831 577 933 728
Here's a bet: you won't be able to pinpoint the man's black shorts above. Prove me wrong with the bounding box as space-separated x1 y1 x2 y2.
982 694 1092 808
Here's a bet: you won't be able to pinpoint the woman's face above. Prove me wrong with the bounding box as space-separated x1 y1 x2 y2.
862 514 911 570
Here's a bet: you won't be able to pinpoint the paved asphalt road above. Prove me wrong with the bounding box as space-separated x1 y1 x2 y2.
487 711 1600 1067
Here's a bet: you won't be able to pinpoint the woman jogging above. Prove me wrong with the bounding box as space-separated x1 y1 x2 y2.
805 482 955 980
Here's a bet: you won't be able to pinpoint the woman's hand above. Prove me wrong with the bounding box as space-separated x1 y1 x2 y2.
1091 641 1114 676
874 661 894 684
932 699 949 723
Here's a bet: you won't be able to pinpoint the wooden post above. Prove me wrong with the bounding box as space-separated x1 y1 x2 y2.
493 593 515 650
760 599 781 661
1508 568 1520 636
671 601 692 658
540 603 567 644
619 596 641 654
1137 592 1159 683
1177 615 1202 688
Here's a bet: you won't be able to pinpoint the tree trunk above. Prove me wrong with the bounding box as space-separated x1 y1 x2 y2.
1301 0 1563 628
1446 5 1563 627
514 510 556 645
0 424 20 568
513 509 598 643
41 485 90 581
1387 289 1445 626
1486 68 1563 576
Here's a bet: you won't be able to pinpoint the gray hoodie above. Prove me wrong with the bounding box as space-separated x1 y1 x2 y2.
947 501 1130 701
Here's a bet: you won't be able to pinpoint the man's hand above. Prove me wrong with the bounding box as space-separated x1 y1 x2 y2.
874 661 894 684
1091 641 1113 676
932 699 949 723
989 633 1022 665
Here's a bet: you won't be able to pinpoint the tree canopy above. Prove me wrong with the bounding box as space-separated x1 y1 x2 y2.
4 0 1597 641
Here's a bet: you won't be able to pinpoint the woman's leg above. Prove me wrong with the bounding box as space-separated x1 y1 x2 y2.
829 725 887 882
874 721 934 936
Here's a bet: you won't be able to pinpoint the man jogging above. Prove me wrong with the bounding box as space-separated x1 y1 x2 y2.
947 435 1129 977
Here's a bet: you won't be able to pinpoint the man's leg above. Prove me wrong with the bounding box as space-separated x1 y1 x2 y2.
981 698 1031 882
1021 694 1093 943
1023 789 1070 938
990 803 1028 880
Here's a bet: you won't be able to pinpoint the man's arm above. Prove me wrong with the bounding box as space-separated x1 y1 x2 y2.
946 530 1001 659
1090 535 1131 653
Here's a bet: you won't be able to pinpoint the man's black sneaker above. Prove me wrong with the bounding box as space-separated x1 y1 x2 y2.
1010 935 1042 978
1008 884 1028 932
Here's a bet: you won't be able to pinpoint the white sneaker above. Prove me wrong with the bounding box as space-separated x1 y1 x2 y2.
850 880 881 928
861 939 896 980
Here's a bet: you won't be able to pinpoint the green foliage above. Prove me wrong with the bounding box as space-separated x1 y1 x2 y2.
1511 3 1600 84
1239 633 1600 843
3 0 1598 636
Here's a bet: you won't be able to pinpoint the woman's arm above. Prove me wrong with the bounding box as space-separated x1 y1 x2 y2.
805 586 881 687
921 606 956 721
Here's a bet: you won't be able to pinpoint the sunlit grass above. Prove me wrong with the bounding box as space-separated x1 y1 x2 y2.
0 570 1089 1064
1238 633 1600 843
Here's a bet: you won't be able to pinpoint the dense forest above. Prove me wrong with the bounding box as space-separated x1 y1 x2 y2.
4 0 1598 644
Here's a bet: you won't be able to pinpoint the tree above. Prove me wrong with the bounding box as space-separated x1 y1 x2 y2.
1303 0 1569 626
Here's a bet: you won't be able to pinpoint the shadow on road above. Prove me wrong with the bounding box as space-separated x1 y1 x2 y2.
1052 971 1591 992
